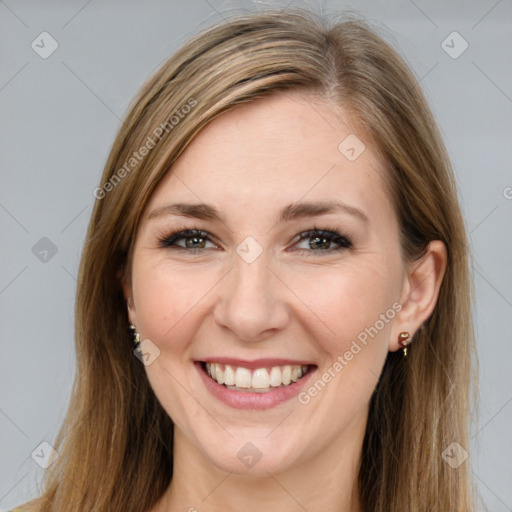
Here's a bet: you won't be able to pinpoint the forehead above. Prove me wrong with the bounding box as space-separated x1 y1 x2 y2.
145 92 393 226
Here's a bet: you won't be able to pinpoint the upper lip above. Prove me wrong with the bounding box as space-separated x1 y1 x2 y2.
197 358 316 370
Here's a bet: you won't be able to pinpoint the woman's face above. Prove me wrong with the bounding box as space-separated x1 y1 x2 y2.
125 91 408 475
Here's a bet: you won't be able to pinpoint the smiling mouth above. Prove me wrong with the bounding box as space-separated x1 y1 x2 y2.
200 361 314 393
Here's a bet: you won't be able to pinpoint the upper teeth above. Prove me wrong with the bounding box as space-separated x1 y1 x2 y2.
205 362 309 389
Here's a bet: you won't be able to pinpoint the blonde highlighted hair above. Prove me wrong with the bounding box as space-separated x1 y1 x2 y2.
19 8 480 511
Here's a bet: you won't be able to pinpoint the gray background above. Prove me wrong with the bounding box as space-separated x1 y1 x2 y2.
1 0 511 510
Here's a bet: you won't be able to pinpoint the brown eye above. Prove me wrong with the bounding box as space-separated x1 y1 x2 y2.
293 229 352 253
159 229 216 251
158 227 352 255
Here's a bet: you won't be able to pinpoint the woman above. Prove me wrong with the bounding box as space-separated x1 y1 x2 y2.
14 8 480 512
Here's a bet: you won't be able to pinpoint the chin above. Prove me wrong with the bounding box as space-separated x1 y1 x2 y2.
195 431 304 476
209 449 295 476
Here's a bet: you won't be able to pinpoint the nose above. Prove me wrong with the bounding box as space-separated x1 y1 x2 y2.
213 252 289 343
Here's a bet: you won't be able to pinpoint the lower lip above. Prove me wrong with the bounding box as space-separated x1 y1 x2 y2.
195 362 316 410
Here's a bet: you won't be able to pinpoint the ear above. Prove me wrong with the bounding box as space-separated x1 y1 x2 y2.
390 240 447 351
118 268 137 327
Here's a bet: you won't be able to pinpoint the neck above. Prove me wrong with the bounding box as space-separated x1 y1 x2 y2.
155 413 367 512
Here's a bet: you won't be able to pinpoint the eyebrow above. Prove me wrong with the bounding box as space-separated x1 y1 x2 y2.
147 200 369 224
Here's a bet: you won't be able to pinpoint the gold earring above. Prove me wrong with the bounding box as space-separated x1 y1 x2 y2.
398 332 411 357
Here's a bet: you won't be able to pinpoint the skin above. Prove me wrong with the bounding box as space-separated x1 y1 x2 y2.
123 91 447 512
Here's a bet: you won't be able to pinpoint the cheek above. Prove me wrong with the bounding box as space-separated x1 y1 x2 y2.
288 258 399 353
131 258 213 349
130 260 213 429
290 264 397 425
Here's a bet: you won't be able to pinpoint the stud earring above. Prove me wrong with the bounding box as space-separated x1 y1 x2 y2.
398 332 411 357
129 324 142 354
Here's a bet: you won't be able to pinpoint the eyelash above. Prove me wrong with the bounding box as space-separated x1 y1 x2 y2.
157 224 353 255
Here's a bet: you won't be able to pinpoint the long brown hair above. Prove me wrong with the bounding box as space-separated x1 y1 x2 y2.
19 8 480 511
